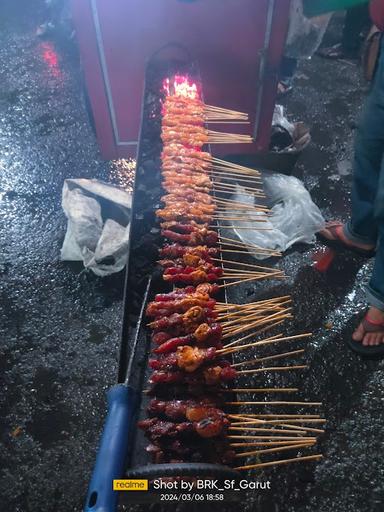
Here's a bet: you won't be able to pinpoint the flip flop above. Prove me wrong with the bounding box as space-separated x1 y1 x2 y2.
317 222 376 258
347 314 384 358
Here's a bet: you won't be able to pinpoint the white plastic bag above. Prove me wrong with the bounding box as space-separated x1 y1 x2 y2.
285 0 332 59
60 179 132 276
227 172 325 260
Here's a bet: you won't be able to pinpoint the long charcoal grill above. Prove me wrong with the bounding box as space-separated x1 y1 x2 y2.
117 63 239 484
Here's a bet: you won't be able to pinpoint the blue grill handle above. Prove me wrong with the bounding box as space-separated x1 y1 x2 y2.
84 384 136 512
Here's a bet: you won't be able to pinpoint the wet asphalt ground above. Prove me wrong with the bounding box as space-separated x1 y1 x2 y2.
1 3 384 512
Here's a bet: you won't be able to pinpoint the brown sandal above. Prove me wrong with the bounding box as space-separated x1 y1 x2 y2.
317 222 376 258
347 314 384 358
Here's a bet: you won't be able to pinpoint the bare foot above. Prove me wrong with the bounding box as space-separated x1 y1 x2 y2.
352 307 384 346
319 222 375 251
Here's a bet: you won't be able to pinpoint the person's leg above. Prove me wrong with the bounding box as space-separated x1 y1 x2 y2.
319 5 370 59
343 61 384 245
279 57 298 81
320 45 384 250
277 57 298 96
342 5 371 56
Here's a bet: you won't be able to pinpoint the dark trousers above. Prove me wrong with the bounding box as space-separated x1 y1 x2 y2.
345 38 384 310
342 4 370 55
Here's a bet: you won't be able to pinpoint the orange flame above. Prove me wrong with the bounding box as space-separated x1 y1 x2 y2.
163 75 200 99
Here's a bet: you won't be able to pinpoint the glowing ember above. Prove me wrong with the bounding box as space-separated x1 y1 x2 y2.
110 158 136 192
163 75 200 99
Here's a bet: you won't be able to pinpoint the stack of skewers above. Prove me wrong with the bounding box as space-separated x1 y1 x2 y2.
138 80 324 472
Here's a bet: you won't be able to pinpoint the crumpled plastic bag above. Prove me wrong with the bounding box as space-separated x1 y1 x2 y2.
270 105 311 152
226 172 325 260
285 0 332 59
60 179 132 276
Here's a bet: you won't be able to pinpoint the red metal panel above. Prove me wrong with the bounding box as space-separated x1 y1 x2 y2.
71 0 290 160
71 0 118 158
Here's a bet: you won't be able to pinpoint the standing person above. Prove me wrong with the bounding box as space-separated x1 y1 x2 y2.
318 0 384 355
318 4 371 59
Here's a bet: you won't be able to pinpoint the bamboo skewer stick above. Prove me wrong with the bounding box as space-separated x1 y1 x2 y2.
234 454 323 471
207 121 250 124
209 140 253 145
222 316 292 340
218 275 282 289
213 258 285 272
230 421 325 435
218 244 281 258
213 183 264 196
211 157 260 174
214 216 268 222
221 308 289 328
215 201 267 212
224 331 282 346
219 272 284 280
229 427 305 435
214 197 268 210
222 332 312 351
226 388 299 394
232 439 315 449
220 248 263 255
222 309 292 338
234 442 317 459
213 186 265 198
218 304 290 321
234 365 308 375
220 304 290 323
219 236 279 254
211 226 272 230
213 183 265 199
211 172 263 186
204 107 249 118
230 418 326 427
216 296 291 308
225 401 322 407
230 414 321 419
228 435 317 441
223 330 284 350
231 349 305 368
222 267 282 275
